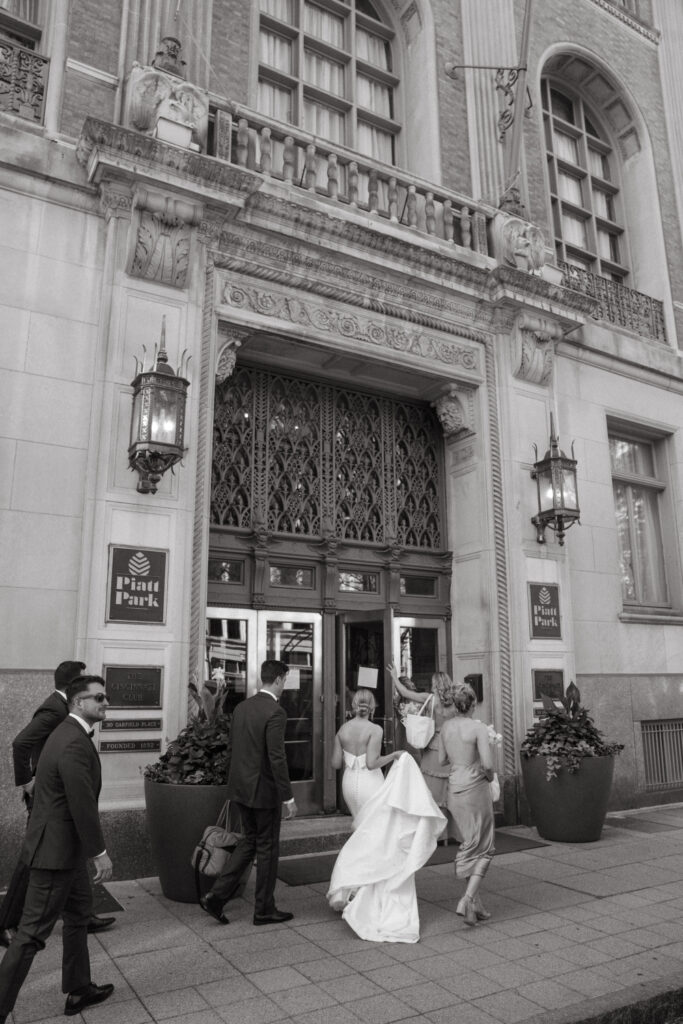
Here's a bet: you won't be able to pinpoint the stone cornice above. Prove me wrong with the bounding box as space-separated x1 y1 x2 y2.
586 0 659 43
486 266 600 322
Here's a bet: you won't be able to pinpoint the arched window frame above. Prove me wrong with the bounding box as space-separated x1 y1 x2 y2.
253 0 402 167
542 77 629 283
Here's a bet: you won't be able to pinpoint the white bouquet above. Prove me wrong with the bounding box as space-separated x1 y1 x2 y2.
486 723 502 747
398 701 422 726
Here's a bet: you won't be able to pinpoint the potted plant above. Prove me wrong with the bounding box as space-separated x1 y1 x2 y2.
143 670 231 902
520 681 624 842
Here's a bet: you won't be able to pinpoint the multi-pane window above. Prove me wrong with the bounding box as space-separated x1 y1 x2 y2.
0 0 42 46
542 80 627 282
609 431 668 607
257 0 399 165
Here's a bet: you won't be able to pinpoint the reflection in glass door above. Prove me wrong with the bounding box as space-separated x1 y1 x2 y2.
206 609 322 813
392 617 448 694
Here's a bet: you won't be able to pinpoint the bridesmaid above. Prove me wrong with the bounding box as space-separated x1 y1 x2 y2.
331 689 403 822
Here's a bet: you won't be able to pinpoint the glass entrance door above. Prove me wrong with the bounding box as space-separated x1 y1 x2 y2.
392 616 448 690
206 608 323 814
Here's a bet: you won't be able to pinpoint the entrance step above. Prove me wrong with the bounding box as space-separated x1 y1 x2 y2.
280 814 352 857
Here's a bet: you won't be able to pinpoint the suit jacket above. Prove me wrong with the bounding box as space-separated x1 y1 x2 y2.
22 716 105 870
226 691 293 808
12 690 69 787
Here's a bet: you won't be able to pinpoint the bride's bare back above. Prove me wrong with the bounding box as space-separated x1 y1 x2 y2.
336 717 383 757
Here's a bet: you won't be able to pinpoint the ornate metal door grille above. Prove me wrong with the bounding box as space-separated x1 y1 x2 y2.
212 366 443 549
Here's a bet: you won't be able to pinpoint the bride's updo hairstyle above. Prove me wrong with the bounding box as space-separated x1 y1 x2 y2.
352 688 376 718
431 672 455 707
451 682 477 714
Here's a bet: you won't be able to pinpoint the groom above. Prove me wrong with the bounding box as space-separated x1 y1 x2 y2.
200 659 297 926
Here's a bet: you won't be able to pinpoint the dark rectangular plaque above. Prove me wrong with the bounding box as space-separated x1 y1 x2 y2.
528 583 562 639
104 666 162 709
101 719 162 731
107 546 167 623
533 669 565 702
99 739 161 754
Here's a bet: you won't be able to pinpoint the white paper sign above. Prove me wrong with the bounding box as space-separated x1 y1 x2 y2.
357 666 378 689
284 668 300 690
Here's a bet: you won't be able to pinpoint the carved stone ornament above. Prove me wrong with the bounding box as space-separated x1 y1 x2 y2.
126 186 203 289
151 36 186 78
492 212 545 274
433 385 476 439
123 61 208 151
216 328 248 384
511 312 564 386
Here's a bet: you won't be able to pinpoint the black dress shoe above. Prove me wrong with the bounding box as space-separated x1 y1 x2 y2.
0 927 16 948
64 982 114 1016
199 894 229 924
87 915 116 933
253 909 294 925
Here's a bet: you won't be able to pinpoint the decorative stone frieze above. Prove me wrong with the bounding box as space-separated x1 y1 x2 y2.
123 61 208 151
491 211 545 273
216 327 248 383
126 186 203 289
511 312 564 386
220 278 483 376
433 385 476 438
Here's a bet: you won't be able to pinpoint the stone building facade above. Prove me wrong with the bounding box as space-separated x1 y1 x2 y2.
1 0 682 877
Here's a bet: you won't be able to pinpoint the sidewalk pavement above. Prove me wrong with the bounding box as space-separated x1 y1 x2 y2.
5 804 683 1024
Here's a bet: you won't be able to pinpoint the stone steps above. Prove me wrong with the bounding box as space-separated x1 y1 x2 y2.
279 814 352 857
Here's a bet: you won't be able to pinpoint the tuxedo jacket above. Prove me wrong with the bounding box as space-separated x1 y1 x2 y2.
226 691 293 809
22 716 105 870
12 690 68 787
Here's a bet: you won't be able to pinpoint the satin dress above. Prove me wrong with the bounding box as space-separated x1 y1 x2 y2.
341 751 384 823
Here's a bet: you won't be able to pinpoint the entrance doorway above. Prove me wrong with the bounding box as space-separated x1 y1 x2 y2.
205 609 323 815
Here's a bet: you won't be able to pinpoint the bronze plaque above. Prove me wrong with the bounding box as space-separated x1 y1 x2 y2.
101 719 162 731
529 583 562 639
533 669 565 702
107 546 167 624
99 739 162 754
104 666 162 709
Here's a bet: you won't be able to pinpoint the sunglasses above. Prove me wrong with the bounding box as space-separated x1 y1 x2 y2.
80 693 108 703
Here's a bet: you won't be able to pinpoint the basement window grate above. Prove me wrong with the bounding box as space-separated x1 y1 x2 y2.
642 720 683 791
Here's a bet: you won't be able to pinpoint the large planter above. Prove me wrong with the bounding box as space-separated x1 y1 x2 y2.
521 755 615 843
144 778 228 902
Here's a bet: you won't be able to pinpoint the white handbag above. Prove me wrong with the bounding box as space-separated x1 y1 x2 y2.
489 772 501 802
404 694 435 750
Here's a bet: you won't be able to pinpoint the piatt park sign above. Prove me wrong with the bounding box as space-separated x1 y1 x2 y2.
528 583 562 639
107 545 167 623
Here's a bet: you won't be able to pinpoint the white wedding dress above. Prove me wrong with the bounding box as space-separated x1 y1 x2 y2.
327 753 446 943
341 751 384 822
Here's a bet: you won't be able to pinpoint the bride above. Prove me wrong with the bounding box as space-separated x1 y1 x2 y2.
328 689 446 943
331 688 403 821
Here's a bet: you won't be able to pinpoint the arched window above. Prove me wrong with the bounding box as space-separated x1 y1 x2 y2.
257 0 400 165
542 79 627 282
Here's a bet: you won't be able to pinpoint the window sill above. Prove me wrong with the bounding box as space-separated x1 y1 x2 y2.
619 610 683 626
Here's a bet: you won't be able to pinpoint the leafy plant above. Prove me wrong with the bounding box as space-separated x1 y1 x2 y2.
143 670 231 785
520 681 624 781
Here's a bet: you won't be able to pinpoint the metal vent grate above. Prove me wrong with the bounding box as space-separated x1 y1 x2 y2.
642 720 683 791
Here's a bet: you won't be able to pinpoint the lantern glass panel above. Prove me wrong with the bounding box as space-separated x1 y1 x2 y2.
130 390 144 445
150 388 180 445
536 465 553 512
563 467 578 510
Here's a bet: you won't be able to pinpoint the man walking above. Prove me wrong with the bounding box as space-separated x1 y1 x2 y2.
0 675 114 1022
200 659 297 926
0 661 114 948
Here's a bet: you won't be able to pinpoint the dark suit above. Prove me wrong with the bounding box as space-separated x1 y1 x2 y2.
210 691 293 915
0 692 69 930
0 716 104 1019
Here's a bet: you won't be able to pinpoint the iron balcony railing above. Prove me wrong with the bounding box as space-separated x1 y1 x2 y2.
558 260 666 344
0 36 49 125
209 100 496 259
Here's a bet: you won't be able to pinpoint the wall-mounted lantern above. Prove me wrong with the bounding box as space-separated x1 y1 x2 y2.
531 414 580 545
128 318 190 494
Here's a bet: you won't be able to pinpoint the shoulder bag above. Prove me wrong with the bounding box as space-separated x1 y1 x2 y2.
404 694 435 750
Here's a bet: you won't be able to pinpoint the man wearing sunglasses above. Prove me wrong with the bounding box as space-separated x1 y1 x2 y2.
0 661 115 948
0 676 115 1022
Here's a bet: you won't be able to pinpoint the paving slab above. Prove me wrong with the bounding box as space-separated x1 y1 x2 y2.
4 804 683 1024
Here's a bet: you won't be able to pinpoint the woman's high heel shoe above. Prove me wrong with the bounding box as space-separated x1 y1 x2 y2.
472 895 491 921
456 895 477 926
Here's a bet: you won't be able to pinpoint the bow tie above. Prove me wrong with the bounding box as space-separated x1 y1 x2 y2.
88 729 95 738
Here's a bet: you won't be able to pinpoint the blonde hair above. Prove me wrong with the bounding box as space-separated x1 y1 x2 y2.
431 672 455 707
451 683 477 714
352 688 376 717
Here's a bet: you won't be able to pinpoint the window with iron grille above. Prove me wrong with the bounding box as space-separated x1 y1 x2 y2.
212 365 443 550
642 720 683 791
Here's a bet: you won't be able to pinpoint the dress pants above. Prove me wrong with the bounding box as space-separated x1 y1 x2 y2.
209 803 281 916
0 862 92 1019
0 859 30 932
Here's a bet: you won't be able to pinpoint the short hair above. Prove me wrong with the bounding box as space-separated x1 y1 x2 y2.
451 683 477 714
54 661 86 689
352 689 376 717
261 660 289 686
65 674 106 707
